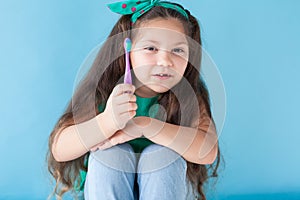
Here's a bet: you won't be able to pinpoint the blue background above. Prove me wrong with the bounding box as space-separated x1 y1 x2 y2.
0 0 299 199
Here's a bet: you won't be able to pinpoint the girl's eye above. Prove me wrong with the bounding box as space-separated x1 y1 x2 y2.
172 48 185 54
145 46 157 52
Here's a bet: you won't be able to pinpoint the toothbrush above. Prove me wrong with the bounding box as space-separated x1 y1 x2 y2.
123 38 132 84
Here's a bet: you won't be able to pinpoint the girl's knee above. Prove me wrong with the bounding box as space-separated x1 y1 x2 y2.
85 144 137 199
137 145 188 199
88 143 137 173
137 144 187 173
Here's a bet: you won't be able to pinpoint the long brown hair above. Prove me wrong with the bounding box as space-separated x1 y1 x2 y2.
47 3 221 200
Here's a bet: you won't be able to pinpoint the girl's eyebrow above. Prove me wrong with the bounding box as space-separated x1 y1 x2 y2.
138 39 188 46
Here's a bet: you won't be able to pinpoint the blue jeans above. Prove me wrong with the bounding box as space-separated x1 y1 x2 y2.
84 143 199 200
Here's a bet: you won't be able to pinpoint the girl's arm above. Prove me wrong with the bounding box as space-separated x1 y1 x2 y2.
135 114 218 165
52 84 137 162
52 112 118 162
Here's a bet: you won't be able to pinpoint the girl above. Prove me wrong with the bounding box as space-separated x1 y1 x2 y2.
47 0 221 199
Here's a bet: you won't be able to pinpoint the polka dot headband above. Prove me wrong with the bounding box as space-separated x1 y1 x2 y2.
107 0 189 23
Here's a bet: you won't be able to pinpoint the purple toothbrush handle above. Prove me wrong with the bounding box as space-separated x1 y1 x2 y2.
124 52 132 84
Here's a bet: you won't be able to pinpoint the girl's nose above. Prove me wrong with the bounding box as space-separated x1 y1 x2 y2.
156 50 173 67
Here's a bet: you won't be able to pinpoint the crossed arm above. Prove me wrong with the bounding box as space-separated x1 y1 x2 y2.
140 117 218 164
93 115 218 165
53 108 218 165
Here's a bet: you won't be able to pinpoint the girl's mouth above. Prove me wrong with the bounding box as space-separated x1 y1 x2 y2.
153 73 172 80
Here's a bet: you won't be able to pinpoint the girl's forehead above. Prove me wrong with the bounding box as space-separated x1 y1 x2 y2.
132 18 188 44
139 18 185 33
132 28 188 45
136 31 187 45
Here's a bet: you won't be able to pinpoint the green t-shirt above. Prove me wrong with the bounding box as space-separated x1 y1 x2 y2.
76 94 159 191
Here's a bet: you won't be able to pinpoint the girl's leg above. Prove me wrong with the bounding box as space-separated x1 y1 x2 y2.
137 144 193 200
84 143 137 200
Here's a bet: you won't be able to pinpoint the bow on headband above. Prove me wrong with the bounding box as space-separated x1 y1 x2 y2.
107 0 189 23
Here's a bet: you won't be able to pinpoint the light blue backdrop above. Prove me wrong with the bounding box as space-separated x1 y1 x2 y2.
0 0 299 199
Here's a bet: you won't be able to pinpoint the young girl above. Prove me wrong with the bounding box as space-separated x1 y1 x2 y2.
47 0 221 199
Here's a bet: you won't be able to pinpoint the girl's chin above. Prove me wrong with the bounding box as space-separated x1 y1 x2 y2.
145 84 173 95
134 84 172 97
150 85 171 93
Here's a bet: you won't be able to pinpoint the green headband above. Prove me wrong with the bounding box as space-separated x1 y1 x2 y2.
107 0 189 23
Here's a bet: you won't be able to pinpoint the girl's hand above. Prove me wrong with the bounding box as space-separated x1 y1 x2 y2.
103 84 137 133
90 119 143 151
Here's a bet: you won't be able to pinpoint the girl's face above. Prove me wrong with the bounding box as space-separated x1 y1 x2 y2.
130 18 189 97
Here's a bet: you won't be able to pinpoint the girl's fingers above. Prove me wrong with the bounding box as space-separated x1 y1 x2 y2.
110 131 135 146
109 131 125 146
119 110 136 120
90 141 107 151
112 84 135 97
117 102 138 114
129 94 137 102
104 84 137 132
94 130 139 151
97 141 113 150
110 136 119 146
90 146 98 152
114 93 136 105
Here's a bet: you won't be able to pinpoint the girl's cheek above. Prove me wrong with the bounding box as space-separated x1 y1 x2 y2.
138 55 155 66
174 53 188 62
173 56 187 66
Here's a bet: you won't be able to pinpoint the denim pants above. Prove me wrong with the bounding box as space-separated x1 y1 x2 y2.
84 143 199 200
